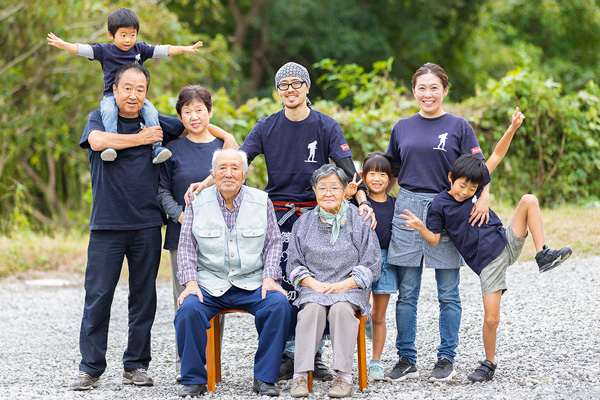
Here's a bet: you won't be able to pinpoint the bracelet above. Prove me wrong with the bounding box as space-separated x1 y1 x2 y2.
359 200 372 208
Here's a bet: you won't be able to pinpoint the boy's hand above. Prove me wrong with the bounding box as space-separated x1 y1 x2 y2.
47 32 66 49
182 40 203 53
399 209 425 231
510 107 525 130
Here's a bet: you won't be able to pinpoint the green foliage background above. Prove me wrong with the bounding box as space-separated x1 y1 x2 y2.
1 0 599 235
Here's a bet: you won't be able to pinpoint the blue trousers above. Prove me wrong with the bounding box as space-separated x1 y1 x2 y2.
79 227 162 377
174 285 291 384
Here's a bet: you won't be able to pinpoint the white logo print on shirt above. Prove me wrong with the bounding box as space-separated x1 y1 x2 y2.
305 140 317 163
434 133 449 152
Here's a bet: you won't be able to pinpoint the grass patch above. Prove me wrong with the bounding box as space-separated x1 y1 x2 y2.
0 230 173 281
1 205 598 279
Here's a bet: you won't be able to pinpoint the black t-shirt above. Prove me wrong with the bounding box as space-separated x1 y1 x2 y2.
79 109 184 230
427 190 507 275
370 195 396 250
159 136 224 249
240 109 352 203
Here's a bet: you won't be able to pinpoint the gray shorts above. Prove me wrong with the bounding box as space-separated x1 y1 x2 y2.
479 226 526 297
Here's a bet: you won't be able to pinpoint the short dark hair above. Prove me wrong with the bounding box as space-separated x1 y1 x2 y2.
449 154 486 187
412 62 449 90
114 62 150 89
107 8 139 36
176 85 213 116
362 152 393 181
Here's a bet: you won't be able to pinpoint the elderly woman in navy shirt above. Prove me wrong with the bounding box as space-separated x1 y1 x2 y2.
157 85 236 381
286 165 381 398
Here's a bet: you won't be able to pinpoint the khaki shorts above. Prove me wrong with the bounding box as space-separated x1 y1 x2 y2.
479 226 526 297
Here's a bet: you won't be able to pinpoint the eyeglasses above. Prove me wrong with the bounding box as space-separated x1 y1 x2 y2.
315 186 343 195
277 80 305 91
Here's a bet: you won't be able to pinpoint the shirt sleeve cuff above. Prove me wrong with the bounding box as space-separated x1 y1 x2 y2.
153 45 170 58
351 265 373 289
290 266 314 290
76 44 94 59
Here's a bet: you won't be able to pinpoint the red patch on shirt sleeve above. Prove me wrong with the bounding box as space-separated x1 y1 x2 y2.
471 147 482 154
341 143 350 151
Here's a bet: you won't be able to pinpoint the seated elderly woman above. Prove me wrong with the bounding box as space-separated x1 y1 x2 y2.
286 164 382 398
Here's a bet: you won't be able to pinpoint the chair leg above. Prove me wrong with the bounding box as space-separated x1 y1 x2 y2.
307 371 313 392
206 316 217 391
357 315 368 390
215 315 222 383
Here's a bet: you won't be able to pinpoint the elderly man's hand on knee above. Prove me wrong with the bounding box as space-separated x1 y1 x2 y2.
261 278 287 299
177 281 203 308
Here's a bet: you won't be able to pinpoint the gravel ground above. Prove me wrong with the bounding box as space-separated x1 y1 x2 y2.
0 256 598 400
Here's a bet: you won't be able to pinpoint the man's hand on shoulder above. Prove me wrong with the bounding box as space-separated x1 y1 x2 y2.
359 204 377 230
261 278 287 299
177 280 203 308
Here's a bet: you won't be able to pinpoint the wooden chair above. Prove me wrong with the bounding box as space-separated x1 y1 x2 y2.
205 308 368 392
307 310 368 392
205 308 248 392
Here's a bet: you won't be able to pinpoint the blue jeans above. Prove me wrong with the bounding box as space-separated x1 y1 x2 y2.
395 265 461 365
100 95 160 134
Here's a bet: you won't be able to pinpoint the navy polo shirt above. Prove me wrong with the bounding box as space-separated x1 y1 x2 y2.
159 136 224 249
240 108 352 203
427 190 507 275
80 109 184 230
386 113 485 194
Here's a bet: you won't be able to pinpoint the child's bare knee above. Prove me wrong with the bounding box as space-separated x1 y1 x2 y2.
521 194 539 207
484 314 500 330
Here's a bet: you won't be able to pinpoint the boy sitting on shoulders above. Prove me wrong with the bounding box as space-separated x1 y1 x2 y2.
400 107 572 382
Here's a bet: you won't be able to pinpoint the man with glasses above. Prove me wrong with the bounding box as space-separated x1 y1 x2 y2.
241 62 374 381
186 61 374 381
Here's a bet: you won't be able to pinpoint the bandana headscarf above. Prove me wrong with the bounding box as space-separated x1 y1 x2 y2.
275 62 312 105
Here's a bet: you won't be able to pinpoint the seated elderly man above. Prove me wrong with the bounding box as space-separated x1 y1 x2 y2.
174 148 291 397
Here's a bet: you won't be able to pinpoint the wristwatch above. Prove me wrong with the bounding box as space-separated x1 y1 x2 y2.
359 200 372 208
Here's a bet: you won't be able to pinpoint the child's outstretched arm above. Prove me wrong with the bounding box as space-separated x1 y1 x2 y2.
168 40 203 56
399 209 440 246
47 32 79 54
485 107 525 175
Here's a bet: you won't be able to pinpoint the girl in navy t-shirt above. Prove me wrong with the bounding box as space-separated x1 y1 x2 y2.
349 152 398 381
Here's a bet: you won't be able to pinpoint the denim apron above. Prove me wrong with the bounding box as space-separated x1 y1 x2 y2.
388 187 464 269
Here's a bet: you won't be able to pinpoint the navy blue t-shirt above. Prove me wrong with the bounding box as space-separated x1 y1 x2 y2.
89 42 156 96
159 136 224 249
80 109 184 230
240 109 353 203
426 190 507 275
369 195 396 250
385 113 485 193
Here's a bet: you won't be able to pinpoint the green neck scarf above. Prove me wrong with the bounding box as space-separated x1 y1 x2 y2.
315 200 349 245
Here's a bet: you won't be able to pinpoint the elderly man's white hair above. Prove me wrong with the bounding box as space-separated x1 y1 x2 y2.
211 148 249 175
